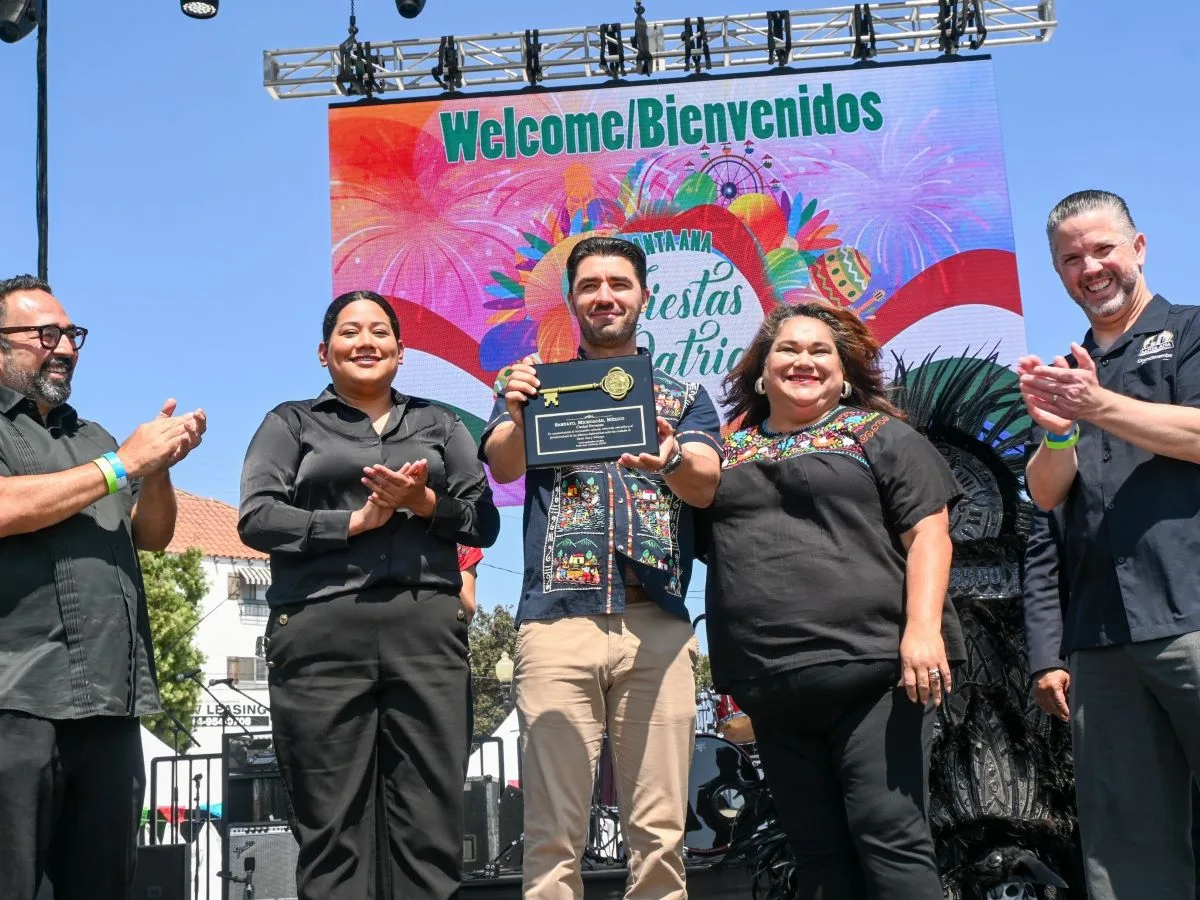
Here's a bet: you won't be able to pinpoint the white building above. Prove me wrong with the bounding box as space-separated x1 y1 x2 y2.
166 490 273 757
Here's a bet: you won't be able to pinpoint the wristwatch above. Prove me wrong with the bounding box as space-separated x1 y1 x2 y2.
660 447 685 476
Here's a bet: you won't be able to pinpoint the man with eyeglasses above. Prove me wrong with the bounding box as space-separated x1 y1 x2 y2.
0 274 206 900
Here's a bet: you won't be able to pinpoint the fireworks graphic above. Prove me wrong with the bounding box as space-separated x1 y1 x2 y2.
788 110 1003 296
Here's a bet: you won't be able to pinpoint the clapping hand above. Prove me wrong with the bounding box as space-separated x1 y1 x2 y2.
118 399 207 478
1017 344 1101 434
362 460 434 516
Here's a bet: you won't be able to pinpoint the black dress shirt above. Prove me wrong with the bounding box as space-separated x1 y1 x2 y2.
1057 295 1200 653
0 386 160 720
239 386 499 606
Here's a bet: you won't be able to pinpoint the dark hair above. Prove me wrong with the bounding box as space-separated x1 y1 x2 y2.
565 236 648 292
0 274 53 328
321 290 401 344
1046 190 1137 249
723 302 903 427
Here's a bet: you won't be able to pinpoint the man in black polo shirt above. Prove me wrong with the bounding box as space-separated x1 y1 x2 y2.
0 275 206 900
1018 191 1200 899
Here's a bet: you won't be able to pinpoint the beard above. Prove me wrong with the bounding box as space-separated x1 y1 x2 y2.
0 349 75 408
578 312 639 349
1073 268 1139 320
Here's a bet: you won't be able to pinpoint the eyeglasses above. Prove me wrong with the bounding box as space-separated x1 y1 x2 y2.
0 324 89 350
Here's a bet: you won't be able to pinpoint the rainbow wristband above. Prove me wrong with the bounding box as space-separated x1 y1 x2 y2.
102 452 129 488
92 456 120 495
1043 424 1081 451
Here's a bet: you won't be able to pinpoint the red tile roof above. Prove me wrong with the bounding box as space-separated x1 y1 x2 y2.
166 490 268 561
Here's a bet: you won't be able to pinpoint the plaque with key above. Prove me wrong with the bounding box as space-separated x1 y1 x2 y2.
523 352 658 468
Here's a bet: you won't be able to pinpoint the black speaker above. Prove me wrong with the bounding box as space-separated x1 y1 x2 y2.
225 824 298 900
498 784 523 849
132 844 190 900
224 732 292 826
37 845 191 900
462 777 500 870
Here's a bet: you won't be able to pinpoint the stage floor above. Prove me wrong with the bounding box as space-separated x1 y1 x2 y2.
462 859 755 900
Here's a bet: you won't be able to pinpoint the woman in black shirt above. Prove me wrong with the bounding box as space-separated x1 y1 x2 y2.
239 290 499 900
702 303 962 900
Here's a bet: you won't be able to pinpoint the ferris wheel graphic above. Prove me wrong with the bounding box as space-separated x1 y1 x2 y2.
685 139 780 207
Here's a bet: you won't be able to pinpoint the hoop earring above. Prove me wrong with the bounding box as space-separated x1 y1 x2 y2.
841 381 852 399
754 376 766 395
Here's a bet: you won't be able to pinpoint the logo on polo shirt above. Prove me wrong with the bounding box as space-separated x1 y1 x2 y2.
1138 330 1175 364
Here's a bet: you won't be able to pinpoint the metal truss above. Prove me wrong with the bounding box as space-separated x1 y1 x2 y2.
260 0 1051 101
263 1 1056 100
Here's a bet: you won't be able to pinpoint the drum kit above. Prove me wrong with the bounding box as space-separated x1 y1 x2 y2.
583 687 764 865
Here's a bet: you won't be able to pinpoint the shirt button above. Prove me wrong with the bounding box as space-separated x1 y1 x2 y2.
1105 501 1114 511
379 554 387 561
1117 556 1126 564
1102 359 1110 367
278 613 288 625
1102 451 1112 462
266 660 277 669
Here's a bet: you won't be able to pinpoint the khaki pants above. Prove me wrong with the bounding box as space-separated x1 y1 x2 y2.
514 602 698 900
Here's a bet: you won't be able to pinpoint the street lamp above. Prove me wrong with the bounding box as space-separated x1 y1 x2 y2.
0 0 38 43
494 651 514 684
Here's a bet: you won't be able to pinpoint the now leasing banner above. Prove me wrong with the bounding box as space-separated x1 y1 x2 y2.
329 58 1025 505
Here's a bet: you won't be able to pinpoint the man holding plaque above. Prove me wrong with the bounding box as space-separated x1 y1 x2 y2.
481 236 723 900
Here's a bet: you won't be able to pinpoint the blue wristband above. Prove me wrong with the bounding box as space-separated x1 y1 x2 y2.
102 451 129 488
1043 425 1081 450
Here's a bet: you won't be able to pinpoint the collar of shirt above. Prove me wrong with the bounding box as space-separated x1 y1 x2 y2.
1082 293 1171 358
0 383 77 430
311 384 410 430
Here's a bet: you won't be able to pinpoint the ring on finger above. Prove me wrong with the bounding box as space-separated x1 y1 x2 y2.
928 667 942 680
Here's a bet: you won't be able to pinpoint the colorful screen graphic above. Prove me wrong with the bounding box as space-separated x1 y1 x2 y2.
330 57 1024 504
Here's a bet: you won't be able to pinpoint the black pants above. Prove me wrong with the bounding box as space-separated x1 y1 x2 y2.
0 712 144 900
267 588 472 900
732 660 941 900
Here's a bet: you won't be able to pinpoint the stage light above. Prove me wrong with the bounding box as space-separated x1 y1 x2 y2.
395 0 425 19
180 0 218 19
0 0 39 44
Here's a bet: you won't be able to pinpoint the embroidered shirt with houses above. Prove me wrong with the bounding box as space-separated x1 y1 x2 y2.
481 349 723 625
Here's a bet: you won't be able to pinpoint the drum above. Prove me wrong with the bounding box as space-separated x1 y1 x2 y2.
715 693 755 745
684 734 759 857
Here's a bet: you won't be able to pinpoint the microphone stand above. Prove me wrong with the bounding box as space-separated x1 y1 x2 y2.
189 673 254 739
225 680 271 718
165 709 201 756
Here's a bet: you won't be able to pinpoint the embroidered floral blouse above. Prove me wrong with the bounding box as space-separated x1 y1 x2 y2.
701 405 965 691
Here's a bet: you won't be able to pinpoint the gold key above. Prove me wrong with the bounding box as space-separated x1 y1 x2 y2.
540 381 599 407
540 366 635 406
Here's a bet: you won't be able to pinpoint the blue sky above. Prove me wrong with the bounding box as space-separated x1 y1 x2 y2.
1 1 1196 623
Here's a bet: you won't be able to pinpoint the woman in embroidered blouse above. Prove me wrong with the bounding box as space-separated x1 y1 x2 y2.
700 303 963 900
